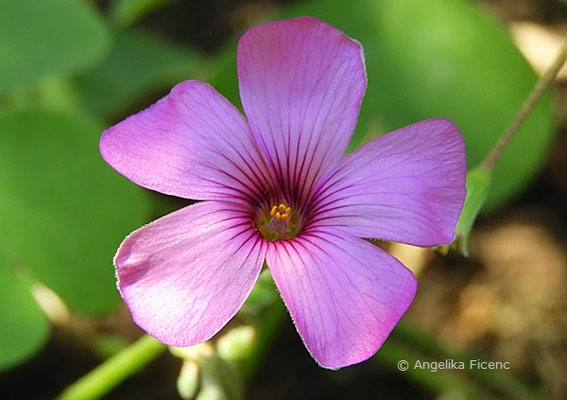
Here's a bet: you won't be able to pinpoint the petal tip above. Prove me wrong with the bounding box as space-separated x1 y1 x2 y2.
99 126 116 165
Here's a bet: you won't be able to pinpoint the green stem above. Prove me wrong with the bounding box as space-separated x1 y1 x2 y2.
57 335 166 400
481 36 567 170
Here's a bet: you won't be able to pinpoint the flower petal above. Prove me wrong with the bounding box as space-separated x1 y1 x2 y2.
309 118 466 246
237 17 366 205
266 230 417 369
115 201 266 346
100 80 273 205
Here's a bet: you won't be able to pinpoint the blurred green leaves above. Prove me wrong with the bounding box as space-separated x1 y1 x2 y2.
110 0 174 27
0 110 148 314
0 263 49 370
72 28 201 119
0 0 110 96
211 0 555 210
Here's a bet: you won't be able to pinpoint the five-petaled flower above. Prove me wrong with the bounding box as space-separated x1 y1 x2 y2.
100 17 466 369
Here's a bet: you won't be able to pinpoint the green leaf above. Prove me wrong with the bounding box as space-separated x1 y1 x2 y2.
0 0 110 96
455 167 492 255
211 0 555 210
0 110 149 314
0 263 49 370
110 0 175 27
72 28 202 119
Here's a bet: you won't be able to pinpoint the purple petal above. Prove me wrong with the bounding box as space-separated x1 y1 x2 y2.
100 81 273 205
115 201 266 346
237 17 366 204
308 118 467 246
266 229 417 369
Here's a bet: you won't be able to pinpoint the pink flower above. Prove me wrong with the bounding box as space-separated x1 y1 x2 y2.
100 17 466 369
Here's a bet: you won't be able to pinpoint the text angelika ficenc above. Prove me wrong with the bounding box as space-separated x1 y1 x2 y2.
414 358 510 372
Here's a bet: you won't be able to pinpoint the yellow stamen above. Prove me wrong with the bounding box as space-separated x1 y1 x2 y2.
270 203 293 223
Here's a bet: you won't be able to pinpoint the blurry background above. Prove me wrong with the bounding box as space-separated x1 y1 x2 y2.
0 0 566 398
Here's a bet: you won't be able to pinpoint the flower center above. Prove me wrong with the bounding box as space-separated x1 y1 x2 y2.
256 203 299 241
